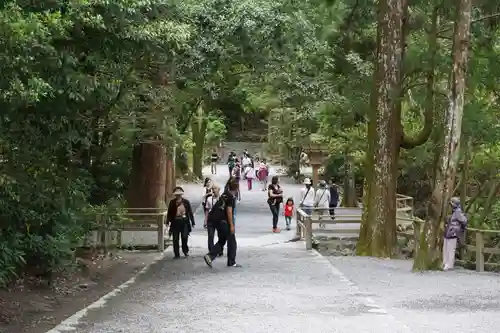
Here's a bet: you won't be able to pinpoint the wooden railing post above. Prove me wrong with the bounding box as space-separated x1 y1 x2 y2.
296 212 302 238
157 213 165 252
413 219 421 257
305 217 313 250
475 231 484 272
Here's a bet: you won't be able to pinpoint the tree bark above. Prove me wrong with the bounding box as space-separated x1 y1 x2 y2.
413 0 472 271
400 2 438 149
165 145 175 203
357 0 404 257
343 147 357 207
127 142 167 209
459 139 471 205
192 103 207 179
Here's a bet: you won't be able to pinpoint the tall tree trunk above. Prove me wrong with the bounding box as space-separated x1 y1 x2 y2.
459 138 471 205
413 0 472 270
192 103 207 179
357 0 404 257
165 145 175 203
127 141 167 208
343 147 357 207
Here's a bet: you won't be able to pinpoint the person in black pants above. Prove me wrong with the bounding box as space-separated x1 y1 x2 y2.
166 187 195 258
206 185 223 257
210 149 219 174
328 178 339 218
267 176 283 233
204 178 240 268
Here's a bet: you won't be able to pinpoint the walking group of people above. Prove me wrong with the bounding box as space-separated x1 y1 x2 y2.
202 176 240 268
265 176 341 233
164 160 468 272
299 177 339 220
164 177 241 267
226 150 270 192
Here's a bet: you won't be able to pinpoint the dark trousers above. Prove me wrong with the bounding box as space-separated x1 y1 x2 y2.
207 225 223 255
229 166 234 175
171 219 189 257
208 222 237 265
329 204 337 217
268 202 280 229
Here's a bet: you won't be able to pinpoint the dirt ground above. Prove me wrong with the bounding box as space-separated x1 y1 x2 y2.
0 250 163 333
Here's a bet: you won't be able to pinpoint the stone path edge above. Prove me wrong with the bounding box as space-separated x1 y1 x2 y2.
45 249 171 333
310 249 412 332
45 195 204 332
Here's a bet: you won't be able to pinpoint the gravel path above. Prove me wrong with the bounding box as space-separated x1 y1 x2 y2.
47 163 500 333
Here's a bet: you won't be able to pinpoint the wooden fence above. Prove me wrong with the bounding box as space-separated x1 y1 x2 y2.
296 207 500 272
85 208 167 252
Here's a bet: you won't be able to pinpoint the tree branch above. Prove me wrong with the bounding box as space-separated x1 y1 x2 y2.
400 3 438 149
439 12 500 34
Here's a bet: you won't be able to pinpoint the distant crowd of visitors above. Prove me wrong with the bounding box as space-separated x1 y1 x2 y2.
165 149 468 272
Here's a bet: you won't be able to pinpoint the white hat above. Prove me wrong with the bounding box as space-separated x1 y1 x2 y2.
173 187 184 195
303 177 312 185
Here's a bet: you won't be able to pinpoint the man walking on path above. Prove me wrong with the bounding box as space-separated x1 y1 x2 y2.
210 149 219 174
227 151 236 175
329 177 339 218
204 177 240 268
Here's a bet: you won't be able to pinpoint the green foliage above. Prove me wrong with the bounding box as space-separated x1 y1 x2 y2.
2 0 500 284
0 0 342 285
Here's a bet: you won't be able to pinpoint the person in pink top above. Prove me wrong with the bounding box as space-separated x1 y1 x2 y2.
244 164 255 190
257 159 269 191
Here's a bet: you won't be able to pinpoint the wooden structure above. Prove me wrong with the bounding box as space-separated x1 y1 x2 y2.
396 194 414 215
295 196 416 248
85 208 167 253
302 142 329 185
457 227 500 272
295 201 500 272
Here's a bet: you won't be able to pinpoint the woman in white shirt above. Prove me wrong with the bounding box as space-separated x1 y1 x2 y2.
314 180 331 224
299 178 315 216
244 165 255 190
202 178 212 228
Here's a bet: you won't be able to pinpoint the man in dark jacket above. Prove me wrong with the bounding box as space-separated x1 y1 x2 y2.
166 187 195 258
328 178 339 218
227 152 236 175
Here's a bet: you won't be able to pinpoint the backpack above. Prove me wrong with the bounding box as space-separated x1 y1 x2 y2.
207 193 230 223
232 165 241 178
446 210 466 238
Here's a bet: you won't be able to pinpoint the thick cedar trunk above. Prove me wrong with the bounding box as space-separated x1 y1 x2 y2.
357 0 403 257
413 0 472 270
165 145 175 203
127 142 167 208
343 147 357 207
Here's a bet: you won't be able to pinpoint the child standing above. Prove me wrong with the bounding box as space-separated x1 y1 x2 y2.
284 198 294 231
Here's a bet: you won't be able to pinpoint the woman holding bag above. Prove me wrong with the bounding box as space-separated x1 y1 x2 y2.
166 187 196 259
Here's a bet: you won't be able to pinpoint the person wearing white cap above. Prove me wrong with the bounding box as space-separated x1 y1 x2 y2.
299 178 315 216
